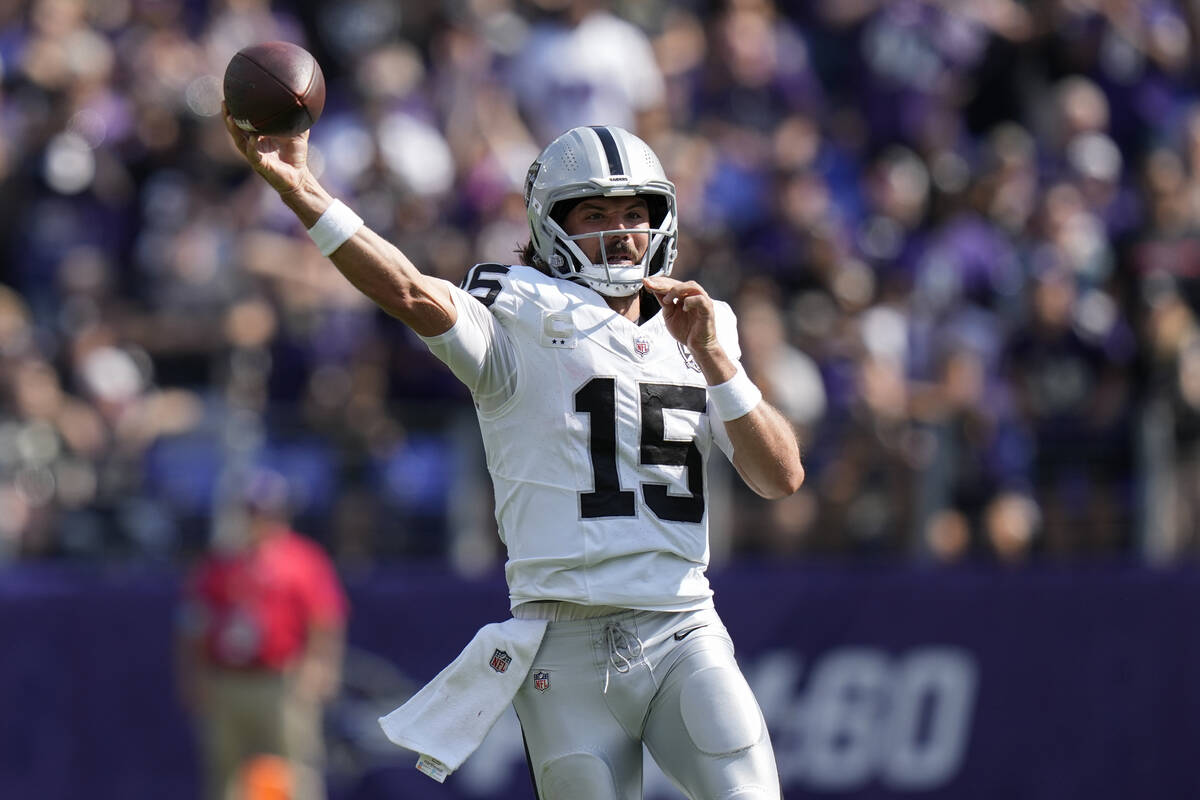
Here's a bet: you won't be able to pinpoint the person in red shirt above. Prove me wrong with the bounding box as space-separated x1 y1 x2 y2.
176 469 348 800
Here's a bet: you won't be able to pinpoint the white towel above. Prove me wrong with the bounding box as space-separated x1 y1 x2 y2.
378 617 549 782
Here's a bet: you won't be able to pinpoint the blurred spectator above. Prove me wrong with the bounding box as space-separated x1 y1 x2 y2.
697 0 825 131
1001 265 1134 556
983 490 1041 564
738 283 827 432
732 280 826 554
911 339 1031 563
815 0 1031 152
176 469 348 800
506 0 666 142
811 308 919 556
1134 142 1200 559
1036 0 1192 155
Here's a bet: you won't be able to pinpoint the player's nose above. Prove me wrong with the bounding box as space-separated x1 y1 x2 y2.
606 220 636 238
607 213 637 231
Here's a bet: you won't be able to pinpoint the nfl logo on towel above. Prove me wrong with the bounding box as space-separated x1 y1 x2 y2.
533 670 550 692
634 335 650 358
489 649 512 673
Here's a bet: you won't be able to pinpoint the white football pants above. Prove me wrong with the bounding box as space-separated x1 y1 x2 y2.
511 605 780 800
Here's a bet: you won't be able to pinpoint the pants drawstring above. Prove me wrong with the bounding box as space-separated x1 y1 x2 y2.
602 621 650 694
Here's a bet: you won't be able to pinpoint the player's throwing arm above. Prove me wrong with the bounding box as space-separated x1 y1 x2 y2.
221 43 457 338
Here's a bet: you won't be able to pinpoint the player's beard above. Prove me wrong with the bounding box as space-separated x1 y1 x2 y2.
604 242 639 265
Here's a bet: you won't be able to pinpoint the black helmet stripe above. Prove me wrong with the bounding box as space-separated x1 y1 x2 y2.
589 126 626 178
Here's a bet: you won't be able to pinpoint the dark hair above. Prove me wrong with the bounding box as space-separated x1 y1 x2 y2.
516 196 583 275
516 239 548 273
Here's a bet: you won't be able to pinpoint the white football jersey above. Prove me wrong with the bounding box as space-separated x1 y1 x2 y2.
420 265 740 612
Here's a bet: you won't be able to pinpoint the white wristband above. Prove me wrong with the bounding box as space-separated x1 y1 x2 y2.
307 199 363 256
708 365 763 422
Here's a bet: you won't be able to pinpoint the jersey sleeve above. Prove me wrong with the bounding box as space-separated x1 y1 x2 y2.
418 274 519 414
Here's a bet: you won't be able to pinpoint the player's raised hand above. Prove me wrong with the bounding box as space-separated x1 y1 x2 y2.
222 102 311 196
643 276 721 356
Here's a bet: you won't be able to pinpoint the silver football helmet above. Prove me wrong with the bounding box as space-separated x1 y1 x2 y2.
524 125 678 297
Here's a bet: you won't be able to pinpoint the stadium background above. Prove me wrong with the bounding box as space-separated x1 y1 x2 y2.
2 0 1200 797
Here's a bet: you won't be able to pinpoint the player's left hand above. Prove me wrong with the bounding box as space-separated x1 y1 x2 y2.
643 276 720 356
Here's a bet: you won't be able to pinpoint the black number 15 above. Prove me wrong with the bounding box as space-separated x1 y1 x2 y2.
574 377 706 523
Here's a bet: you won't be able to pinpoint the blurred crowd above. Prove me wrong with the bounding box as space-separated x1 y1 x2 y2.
2 0 1200 568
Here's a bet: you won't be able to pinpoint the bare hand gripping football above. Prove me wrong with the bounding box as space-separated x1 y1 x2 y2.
223 40 325 136
221 45 323 198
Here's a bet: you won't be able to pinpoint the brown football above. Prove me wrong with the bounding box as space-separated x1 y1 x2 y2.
223 41 326 136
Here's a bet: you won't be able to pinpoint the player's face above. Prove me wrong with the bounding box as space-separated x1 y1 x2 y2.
562 196 651 266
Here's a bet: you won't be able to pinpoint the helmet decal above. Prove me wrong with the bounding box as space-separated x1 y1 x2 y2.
523 160 541 206
589 125 626 178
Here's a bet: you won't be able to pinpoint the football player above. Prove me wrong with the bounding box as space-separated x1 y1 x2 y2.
224 111 804 799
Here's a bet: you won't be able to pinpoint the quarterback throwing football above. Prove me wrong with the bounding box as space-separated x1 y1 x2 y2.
225 108 803 800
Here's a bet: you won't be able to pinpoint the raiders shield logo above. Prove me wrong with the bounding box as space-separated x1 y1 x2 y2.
533 670 550 692
489 649 512 673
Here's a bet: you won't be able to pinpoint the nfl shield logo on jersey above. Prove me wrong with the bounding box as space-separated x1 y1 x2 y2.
489 649 512 673
634 335 651 358
533 670 551 692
